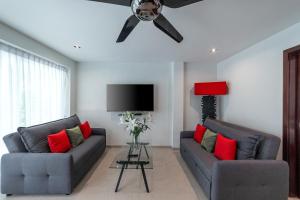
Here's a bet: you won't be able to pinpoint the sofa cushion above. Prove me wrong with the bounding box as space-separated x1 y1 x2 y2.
80 121 92 139
48 129 71 153
69 135 106 171
66 126 84 147
214 134 237 160
181 138 218 180
194 124 207 143
236 135 262 160
201 129 217 153
3 132 28 153
18 115 81 153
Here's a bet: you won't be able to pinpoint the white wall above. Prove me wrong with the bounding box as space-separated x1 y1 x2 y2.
218 22 300 159
0 22 77 114
171 62 184 148
184 62 218 130
76 61 218 147
76 62 172 146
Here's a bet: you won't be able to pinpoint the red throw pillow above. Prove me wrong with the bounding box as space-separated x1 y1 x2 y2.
48 129 71 153
80 121 92 139
194 124 207 143
214 134 237 160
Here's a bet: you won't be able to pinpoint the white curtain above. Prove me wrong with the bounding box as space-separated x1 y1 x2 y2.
0 42 69 154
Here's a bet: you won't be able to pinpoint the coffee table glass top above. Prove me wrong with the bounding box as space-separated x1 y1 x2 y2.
110 143 153 169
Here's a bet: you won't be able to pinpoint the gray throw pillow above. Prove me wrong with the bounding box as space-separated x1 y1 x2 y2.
236 135 263 160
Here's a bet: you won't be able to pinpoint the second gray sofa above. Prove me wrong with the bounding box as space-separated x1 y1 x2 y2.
1 115 106 195
180 118 289 200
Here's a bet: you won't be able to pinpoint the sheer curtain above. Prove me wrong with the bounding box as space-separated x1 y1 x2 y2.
0 42 70 154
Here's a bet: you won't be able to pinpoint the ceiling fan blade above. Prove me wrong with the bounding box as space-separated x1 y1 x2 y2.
153 14 183 43
87 0 131 7
163 0 203 8
116 15 140 43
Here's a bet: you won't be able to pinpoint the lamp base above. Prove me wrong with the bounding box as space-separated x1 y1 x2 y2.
201 95 216 123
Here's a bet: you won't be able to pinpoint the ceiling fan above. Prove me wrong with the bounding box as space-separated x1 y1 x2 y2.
88 0 204 43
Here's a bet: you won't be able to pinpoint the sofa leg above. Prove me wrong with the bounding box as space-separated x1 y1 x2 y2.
65 194 70 195
6 194 12 197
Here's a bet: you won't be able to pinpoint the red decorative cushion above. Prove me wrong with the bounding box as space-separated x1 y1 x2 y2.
80 121 92 139
214 134 237 160
194 124 207 143
48 130 71 153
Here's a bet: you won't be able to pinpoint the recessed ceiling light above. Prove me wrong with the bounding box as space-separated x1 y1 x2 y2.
210 48 217 54
73 44 81 49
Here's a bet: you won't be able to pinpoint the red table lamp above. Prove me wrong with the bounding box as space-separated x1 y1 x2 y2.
194 81 228 123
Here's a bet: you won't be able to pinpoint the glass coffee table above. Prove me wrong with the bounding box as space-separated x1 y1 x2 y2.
110 143 152 193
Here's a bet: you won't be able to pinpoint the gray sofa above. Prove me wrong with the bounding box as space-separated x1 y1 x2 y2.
1 115 106 195
180 118 289 200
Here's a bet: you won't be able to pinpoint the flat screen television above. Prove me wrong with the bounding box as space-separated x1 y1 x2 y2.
107 84 154 112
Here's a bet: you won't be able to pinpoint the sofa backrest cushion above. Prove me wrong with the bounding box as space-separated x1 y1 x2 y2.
18 115 81 153
204 119 280 160
3 132 28 153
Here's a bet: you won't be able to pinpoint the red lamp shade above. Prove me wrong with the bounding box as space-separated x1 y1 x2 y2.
194 81 228 95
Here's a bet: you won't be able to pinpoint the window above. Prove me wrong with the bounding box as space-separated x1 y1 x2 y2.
0 42 70 154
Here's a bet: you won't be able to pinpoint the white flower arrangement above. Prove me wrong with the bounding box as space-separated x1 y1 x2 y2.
120 112 151 142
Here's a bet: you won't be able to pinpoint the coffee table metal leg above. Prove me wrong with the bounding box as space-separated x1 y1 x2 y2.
126 146 133 169
136 145 142 169
115 163 126 192
143 145 149 158
140 164 150 193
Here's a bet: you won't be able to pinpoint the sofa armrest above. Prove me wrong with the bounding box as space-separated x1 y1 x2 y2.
1 153 73 195
92 128 106 137
211 160 289 200
180 131 194 139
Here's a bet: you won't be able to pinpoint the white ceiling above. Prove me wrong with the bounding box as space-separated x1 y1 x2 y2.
0 0 300 63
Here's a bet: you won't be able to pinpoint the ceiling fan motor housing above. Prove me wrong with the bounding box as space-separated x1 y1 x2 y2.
131 0 163 21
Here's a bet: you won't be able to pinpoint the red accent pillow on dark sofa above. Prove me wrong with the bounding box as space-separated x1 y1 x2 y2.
80 121 92 139
48 129 71 153
194 124 207 143
214 134 237 160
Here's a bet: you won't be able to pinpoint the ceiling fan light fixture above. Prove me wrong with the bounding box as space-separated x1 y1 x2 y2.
131 0 162 21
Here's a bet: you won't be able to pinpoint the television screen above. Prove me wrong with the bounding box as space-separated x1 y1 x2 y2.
107 84 154 112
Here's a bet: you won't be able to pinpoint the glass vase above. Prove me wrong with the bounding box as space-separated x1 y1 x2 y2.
132 134 140 150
